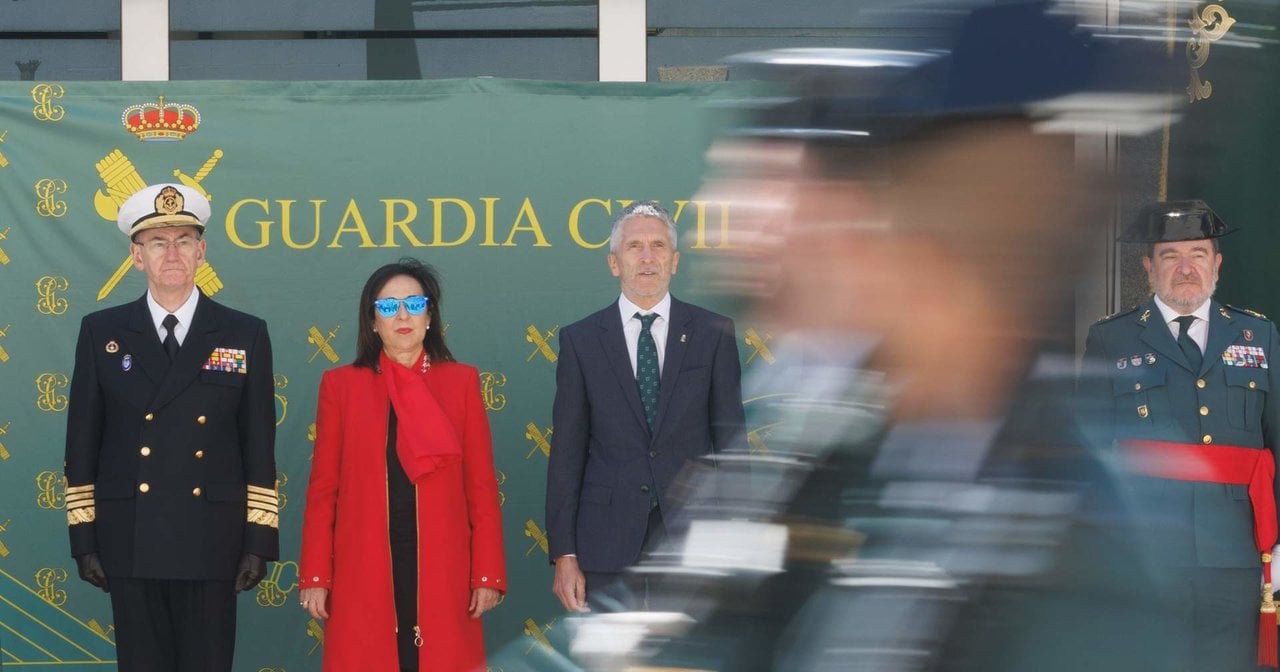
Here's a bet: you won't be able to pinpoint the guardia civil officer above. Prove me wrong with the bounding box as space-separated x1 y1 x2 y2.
64 183 279 671
1083 200 1280 672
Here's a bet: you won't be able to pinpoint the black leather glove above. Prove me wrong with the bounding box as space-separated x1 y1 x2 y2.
234 553 266 593
75 553 109 593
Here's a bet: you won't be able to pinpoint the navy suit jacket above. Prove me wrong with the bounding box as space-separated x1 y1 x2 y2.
545 296 746 572
1082 298 1280 568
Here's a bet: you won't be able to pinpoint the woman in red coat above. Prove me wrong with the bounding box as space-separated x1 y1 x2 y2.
299 258 507 671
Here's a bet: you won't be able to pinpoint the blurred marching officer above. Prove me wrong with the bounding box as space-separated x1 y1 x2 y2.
64 183 279 671
1084 201 1280 671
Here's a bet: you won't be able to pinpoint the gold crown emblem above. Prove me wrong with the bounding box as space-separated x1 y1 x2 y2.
122 96 200 141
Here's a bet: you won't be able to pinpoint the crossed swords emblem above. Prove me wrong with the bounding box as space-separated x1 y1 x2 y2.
526 325 558 363
308 325 341 364
744 327 775 365
524 423 552 459
93 148 225 301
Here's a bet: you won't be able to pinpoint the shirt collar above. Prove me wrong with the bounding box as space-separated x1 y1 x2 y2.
618 292 671 323
1153 294 1211 326
146 287 200 330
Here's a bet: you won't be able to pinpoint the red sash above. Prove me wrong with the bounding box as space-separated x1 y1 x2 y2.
1122 440 1278 667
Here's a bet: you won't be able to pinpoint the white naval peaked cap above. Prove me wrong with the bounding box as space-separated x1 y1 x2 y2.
116 182 210 237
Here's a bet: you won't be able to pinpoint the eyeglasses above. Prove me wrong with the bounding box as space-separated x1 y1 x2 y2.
373 295 429 318
136 236 200 255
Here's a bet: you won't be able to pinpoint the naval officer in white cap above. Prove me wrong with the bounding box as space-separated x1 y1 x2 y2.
64 183 279 671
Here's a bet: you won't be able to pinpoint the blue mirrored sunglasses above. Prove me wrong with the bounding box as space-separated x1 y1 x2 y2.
373 295 429 318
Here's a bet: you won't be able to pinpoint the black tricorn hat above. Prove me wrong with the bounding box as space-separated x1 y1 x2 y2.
1117 200 1235 243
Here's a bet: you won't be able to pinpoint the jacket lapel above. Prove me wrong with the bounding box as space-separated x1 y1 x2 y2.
119 295 169 386
597 305 651 437
652 297 694 438
1200 301 1238 376
152 294 221 411
1138 299 1194 372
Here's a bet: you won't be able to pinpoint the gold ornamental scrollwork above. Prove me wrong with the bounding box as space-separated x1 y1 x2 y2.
35 567 69 605
274 373 289 427
275 470 289 511
255 560 298 608
1186 3 1237 102
35 372 70 412
35 275 70 315
480 372 507 411
34 178 69 218
35 470 66 509
31 84 65 122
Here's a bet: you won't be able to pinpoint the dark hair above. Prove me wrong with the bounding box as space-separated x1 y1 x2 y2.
353 258 455 369
1143 237 1219 259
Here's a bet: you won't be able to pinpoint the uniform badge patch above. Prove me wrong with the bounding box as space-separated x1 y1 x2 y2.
1222 344 1268 369
1116 358 1127 370
1244 329 1254 342
1130 355 1143 367
1145 353 1156 364
122 354 132 371
203 347 247 374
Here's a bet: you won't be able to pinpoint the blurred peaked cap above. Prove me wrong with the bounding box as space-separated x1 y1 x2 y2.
722 0 1179 143
117 182 210 238
1118 200 1235 243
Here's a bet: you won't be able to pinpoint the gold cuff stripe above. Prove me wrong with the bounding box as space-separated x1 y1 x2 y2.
247 503 280 515
246 485 277 497
246 491 278 504
247 510 279 528
66 484 96 495
66 499 96 509
67 507 96 525
64 493 95 504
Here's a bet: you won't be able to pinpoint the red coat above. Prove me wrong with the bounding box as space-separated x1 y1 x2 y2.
300 361 507 671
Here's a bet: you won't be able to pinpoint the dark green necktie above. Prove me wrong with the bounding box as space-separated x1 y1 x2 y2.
635 312 660 430
1175 315 1202 371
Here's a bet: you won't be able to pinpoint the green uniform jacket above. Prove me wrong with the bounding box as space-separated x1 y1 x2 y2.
1082 298 1280 568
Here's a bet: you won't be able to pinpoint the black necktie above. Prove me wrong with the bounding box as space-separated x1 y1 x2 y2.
635 312 660 431
162 314 180 361
1175 315 1202 371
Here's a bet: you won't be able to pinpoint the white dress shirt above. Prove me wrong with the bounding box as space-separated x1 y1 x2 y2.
618 292 671 377
146 287 199 346
1153 295 1209 353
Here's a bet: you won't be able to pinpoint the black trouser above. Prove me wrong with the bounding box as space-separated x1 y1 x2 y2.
109 578 237 672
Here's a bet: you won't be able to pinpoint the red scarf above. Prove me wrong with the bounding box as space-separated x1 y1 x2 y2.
380 350 462 482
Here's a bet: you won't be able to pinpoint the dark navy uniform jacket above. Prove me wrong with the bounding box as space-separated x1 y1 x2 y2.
64 293 279 580
1082 298 1280 568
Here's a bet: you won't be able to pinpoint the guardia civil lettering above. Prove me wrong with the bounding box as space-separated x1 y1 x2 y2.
222 197 732 250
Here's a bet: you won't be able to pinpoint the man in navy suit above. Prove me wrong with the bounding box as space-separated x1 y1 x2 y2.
546 200 746 611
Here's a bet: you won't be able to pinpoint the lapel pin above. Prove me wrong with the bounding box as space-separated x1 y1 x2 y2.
1139 309 1151 323
122 354 133 372
1244 329 1254 342
1145 353 1156 364
680 334 687 343
1116 358 1127 370
105 340 119 354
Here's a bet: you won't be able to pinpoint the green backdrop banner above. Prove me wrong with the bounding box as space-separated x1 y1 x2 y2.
0 79 768 671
